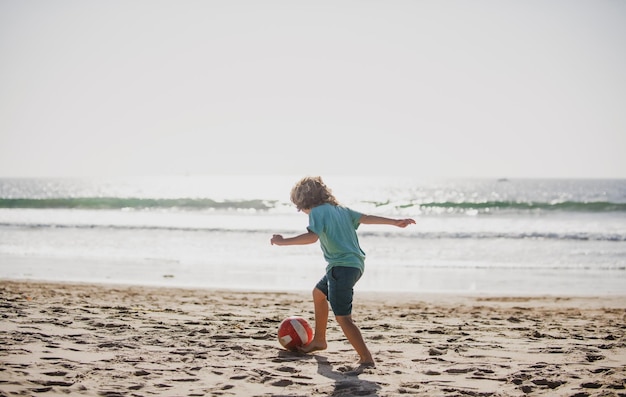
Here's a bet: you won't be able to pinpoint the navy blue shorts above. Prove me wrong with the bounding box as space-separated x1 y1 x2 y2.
315 266 362 316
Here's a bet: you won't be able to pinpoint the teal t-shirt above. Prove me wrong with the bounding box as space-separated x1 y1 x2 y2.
307 203 365 273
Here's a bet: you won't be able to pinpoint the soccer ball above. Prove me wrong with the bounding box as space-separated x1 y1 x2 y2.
277 316 313 351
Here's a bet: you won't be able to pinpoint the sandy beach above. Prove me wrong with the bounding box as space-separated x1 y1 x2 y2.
1 281 624 397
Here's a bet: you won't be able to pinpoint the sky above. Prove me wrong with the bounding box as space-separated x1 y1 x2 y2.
1 0 625 179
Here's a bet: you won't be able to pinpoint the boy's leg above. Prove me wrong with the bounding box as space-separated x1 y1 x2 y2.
335 315 374 365
326 267 374 366
299 287 329 353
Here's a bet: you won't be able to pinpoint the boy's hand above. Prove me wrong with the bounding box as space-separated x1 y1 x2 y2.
270 234 284 245
395 218 416 228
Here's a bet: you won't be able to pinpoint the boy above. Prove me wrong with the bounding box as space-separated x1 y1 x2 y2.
270 176 415 368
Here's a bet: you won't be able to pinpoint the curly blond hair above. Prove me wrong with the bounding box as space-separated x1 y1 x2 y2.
290 176 339 210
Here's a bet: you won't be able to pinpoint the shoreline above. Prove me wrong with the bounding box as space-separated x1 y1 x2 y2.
2 252 625 296
1 280 625 396
4 276 626 301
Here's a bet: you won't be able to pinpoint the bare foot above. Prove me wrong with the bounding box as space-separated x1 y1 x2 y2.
297 340 327 354
344 361 375 376
339 362 376 376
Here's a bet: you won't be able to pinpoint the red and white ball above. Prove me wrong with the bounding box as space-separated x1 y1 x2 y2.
277 316 313 351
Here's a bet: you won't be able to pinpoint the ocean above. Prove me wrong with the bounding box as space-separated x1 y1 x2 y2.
1 175 624 296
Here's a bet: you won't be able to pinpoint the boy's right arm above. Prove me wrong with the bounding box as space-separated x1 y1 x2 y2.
360 215 416 228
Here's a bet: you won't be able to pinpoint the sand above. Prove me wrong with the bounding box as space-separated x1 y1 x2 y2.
0 280 624 397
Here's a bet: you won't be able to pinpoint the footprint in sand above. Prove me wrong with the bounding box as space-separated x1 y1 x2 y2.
271 379 294 387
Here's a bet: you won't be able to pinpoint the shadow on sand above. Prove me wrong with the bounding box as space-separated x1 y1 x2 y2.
314 355 381 397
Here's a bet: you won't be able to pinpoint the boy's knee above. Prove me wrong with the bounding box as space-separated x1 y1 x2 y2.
313 287 326 300
335 315 353 326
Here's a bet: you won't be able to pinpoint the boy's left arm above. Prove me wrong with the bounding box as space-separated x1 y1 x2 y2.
271 231 319 246
360 215 416 228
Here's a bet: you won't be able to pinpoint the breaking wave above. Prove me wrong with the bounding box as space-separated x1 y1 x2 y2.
1 197 625 214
